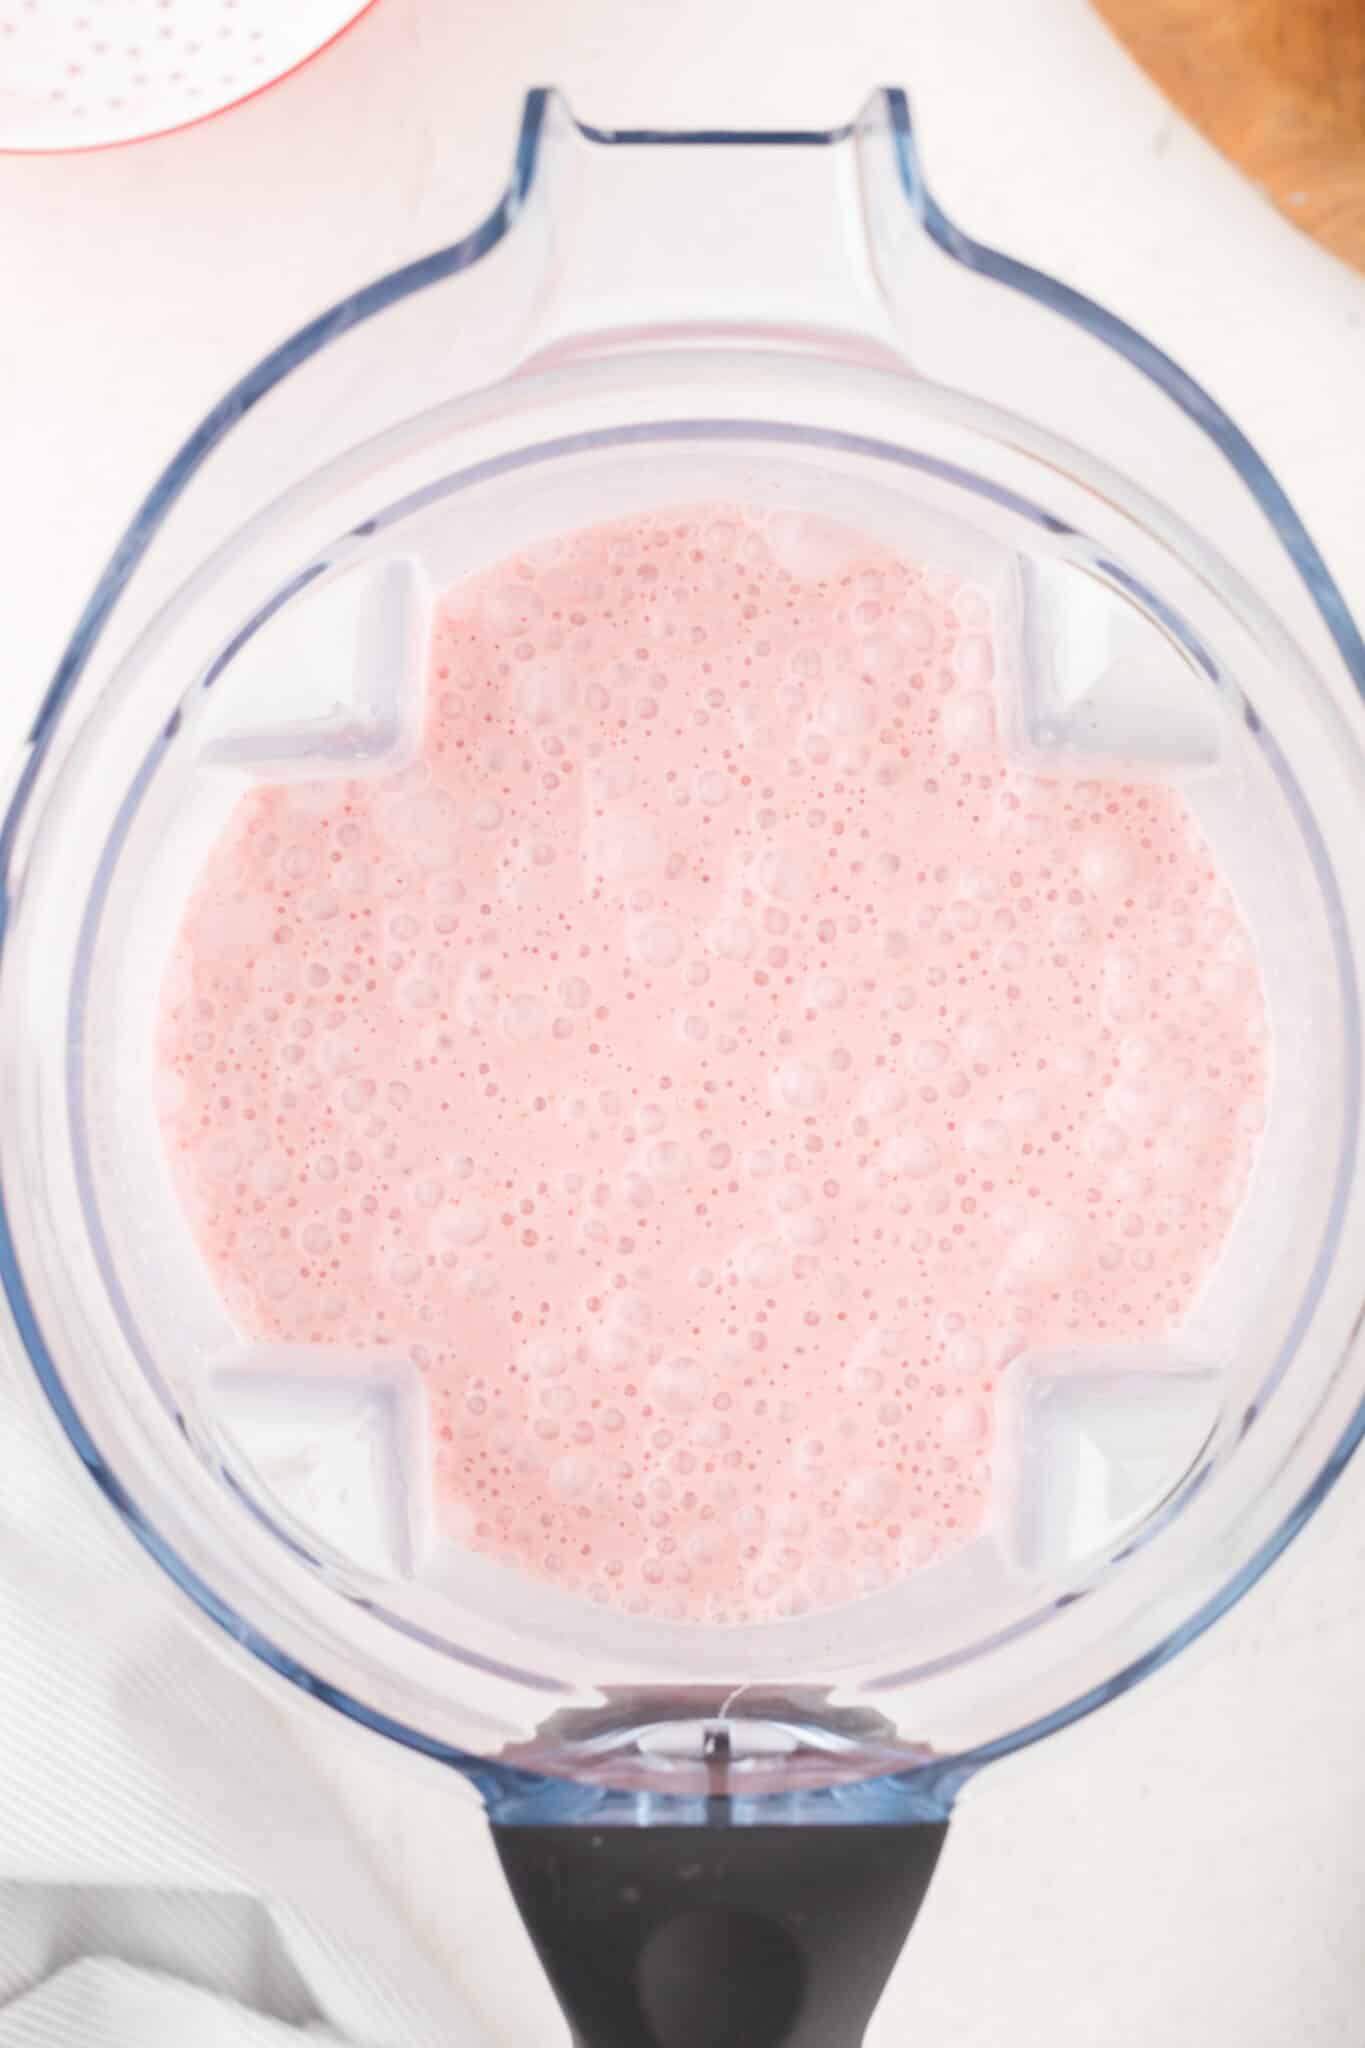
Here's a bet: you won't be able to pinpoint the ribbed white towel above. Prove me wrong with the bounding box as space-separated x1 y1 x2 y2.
0 1346 485 2047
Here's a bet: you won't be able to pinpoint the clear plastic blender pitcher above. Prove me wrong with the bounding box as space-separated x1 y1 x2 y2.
3 89 1364 2047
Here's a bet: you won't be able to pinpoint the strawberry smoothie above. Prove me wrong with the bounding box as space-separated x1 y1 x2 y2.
157 506 1268 1622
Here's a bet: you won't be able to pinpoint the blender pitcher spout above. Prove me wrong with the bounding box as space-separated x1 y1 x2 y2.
507 87 919 372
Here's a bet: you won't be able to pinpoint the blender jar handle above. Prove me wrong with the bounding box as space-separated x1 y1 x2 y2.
493 1819 947 2047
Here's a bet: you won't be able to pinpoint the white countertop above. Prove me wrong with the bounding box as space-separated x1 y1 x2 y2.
3 1 1364 2041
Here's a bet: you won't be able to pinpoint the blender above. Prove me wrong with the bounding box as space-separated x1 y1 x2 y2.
2 89 1363 2047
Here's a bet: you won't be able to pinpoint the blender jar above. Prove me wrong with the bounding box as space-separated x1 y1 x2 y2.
2 89 1364 2047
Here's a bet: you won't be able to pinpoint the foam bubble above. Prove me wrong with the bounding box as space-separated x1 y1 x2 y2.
954 634 995 688
515 660 577 726
859 1075 909 1118
755 847 813 904
964 1118 1008 1158
1081 842 1137 893
433 1202 489 1249
709 916 755 962
885 1131 939 1179
645 1139 689 1182
521 1337 568 1379
817 683 876 739
775 1059 828 1110
942 692 996 749
549 1454 593 1500
942 1398 988 1444
1087 1121 1128 1163
597 815 663 882
501 994 546 1044
1003 1088 1043 1124
633 921 683 967
844 1469 898 1517
1001 1218 1078 1291
766 511 866 579
650 1356 706 1415
1102 948 1143 1023
944 1331 986 1373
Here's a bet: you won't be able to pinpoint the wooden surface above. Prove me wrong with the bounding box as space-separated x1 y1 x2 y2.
1092 0 1365 270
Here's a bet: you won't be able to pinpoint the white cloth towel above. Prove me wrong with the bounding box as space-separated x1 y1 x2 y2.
0 1343 487 2046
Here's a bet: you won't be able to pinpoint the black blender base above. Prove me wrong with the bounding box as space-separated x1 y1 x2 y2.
493 1820 948 2048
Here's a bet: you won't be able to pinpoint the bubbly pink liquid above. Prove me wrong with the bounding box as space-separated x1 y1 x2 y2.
158 507 1267 1622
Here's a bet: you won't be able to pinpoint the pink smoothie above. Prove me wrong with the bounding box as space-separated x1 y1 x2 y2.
157 506 1267 1622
